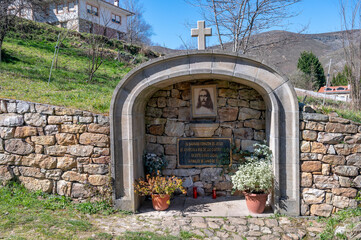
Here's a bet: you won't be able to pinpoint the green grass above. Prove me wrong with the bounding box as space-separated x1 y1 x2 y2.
119 231 179 240
117 230 203 240
0 180 203 239
0 180 129 239
0 19 155 114
179 230 203 239
88 233 114 240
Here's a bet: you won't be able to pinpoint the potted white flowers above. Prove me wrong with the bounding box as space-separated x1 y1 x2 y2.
231 142 274 213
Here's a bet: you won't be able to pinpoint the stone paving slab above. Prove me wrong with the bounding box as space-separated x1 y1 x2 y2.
183 196 273 217
91 198 359 239
92 214 326 240
138 196 273 217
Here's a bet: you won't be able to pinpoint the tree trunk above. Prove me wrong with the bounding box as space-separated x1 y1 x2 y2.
89 72 94 83
0 38 4 63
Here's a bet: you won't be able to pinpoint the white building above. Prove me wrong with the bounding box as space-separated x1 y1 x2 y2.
26 0 134 39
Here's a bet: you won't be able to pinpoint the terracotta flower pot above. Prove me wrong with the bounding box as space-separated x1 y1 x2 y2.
243 192 268 214
151 194 170 211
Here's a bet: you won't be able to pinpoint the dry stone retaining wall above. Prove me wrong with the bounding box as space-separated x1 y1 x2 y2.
300 110 361 216
145 80 266 196
0 99 110 200
1 97 360 216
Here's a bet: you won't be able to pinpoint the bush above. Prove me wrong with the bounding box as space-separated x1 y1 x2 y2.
231 160 273 193
144 153 167 175
231 142 274 194
134 175 186 196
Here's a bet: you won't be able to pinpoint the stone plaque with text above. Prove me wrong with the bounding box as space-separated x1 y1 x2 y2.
177 138 232 167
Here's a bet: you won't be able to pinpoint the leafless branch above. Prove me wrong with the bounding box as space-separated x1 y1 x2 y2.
185 0 301 53
340 0 361 110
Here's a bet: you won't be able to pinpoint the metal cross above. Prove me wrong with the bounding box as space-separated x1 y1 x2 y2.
191 21 212 50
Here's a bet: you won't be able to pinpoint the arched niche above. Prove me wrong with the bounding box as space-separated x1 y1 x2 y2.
110 50 300 215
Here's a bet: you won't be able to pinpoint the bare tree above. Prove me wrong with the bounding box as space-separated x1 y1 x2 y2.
121 0 153 45
177 35 197 50
54 28 70 69
340 0 361 110
86 34 106 83
83 6 115 82
186 0 301 53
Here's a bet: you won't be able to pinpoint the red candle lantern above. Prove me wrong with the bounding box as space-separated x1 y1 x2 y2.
193 187 198 199
212 187 217 199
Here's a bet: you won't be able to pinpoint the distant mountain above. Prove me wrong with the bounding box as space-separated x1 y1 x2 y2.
153 30 360 81
234 30 355 78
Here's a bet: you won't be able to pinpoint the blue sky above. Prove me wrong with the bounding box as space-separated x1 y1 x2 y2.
142 0 341 49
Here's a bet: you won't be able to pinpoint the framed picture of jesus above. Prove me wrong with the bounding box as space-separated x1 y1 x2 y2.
191 84 217 118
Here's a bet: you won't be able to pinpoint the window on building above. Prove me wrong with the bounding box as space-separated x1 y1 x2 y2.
60 22 68 28
20 8 27 17
337 87 345 91
325 88 333 91
112 14 121 24
57 3 64 14
68 1 76 12
86 4 98 16
8 8 16 15
117 31 125 40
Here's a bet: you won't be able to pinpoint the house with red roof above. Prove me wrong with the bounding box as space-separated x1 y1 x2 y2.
318 85 351 101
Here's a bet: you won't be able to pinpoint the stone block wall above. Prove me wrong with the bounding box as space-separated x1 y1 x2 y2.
79 19 124 40
145 80 266 196
2 97 360 215
0 99 110 200
300 110 361 217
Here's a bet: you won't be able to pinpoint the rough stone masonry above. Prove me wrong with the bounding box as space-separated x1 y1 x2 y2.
300 108 361 216
1 96 361 216
0 99 110 200
145 80 266 196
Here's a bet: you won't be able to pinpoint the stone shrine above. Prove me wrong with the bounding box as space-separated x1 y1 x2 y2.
110 51 300 215
1 20 360 218
144 79 266 196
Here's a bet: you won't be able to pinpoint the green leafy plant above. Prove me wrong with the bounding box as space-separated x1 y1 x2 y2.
356 191 361 203
231 142 273 194
134 174 186 197
144 153 167 175
179 230 203 239
246 141 273 162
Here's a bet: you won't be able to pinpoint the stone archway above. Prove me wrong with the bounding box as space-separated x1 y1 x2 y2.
110 51 300 216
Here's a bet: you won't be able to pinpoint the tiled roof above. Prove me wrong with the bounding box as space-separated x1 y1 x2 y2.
318 86 350 93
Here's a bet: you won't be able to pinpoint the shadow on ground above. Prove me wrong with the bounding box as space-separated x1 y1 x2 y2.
137 196 273 217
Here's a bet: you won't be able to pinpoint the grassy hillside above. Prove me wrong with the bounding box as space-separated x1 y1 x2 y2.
0 19 158 114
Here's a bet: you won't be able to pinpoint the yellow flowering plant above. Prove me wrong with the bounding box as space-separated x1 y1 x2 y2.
134 173 186 197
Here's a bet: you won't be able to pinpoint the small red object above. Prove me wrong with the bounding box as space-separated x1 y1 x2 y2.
212 188 217 199
193 187 198 199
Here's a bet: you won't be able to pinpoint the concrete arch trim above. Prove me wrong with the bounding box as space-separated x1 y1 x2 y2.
110 52 300 215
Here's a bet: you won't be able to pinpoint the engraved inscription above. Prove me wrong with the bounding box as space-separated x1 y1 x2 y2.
178 138 231 167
